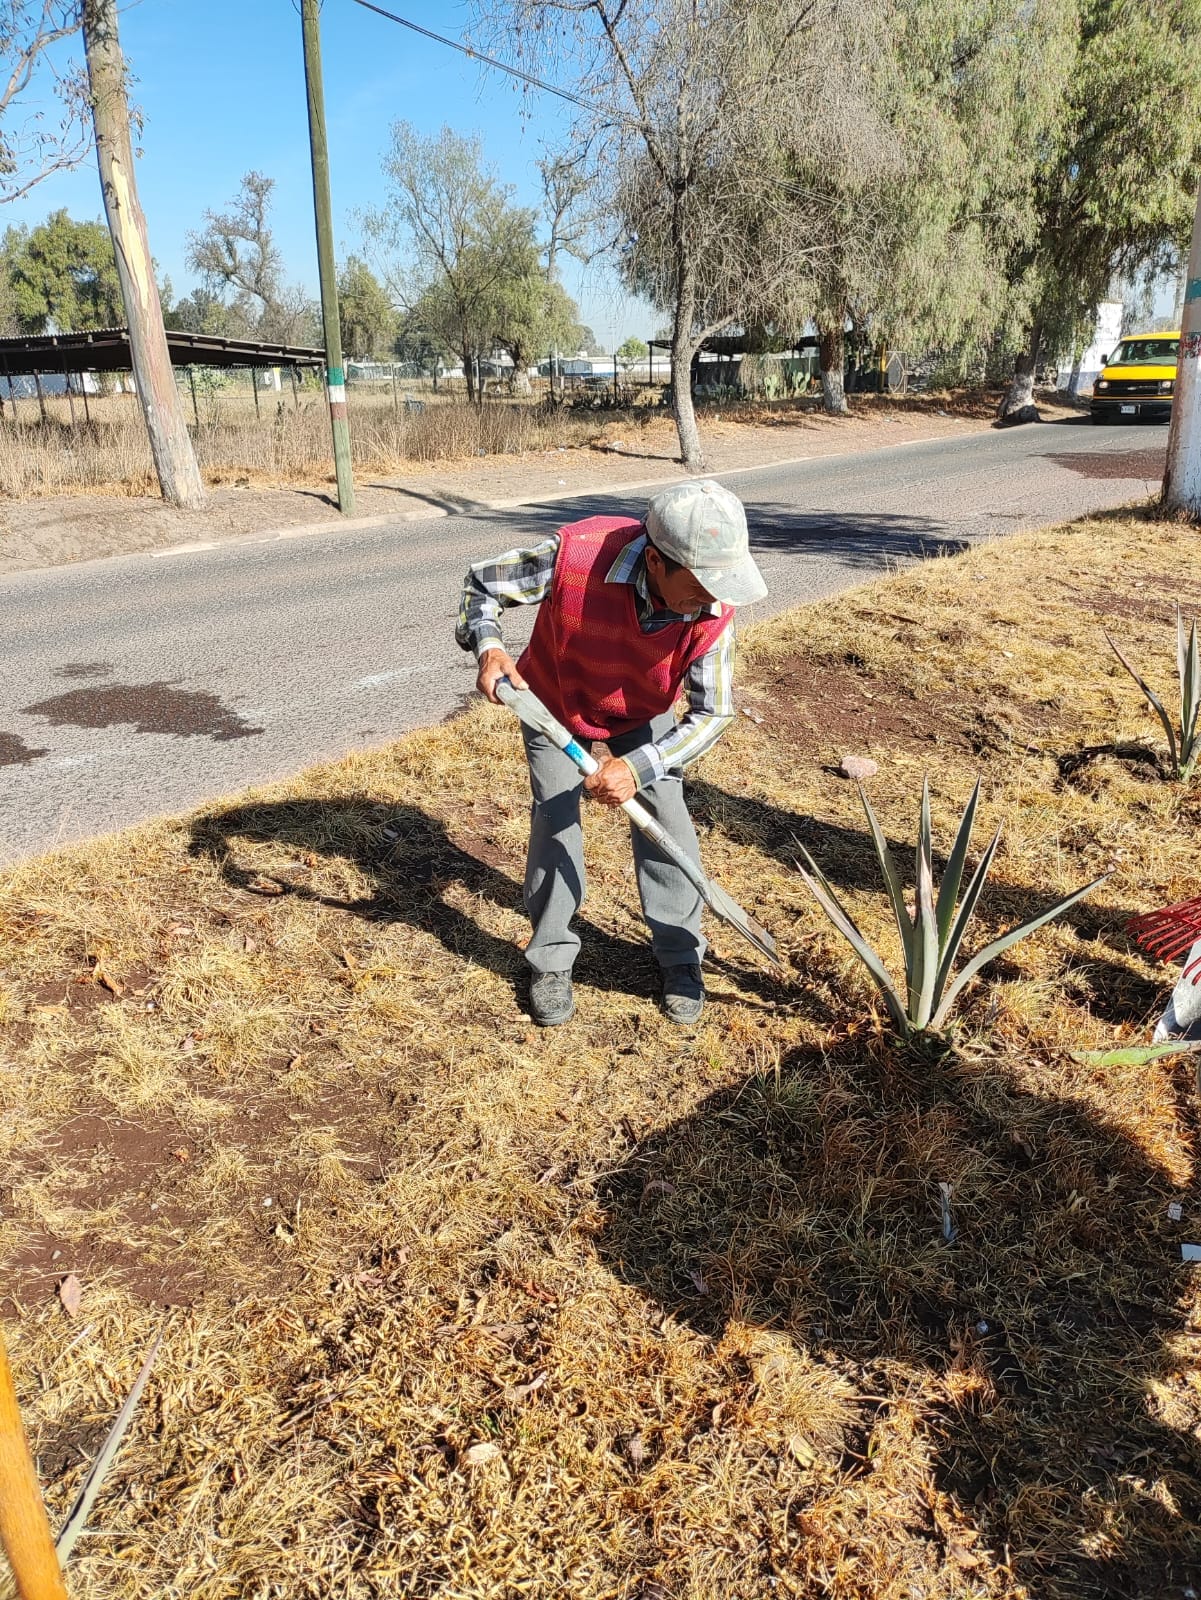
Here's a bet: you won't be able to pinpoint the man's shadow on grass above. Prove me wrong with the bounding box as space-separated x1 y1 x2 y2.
690 777 1164 1029
187 796 782 1008
593 1039 1201 1598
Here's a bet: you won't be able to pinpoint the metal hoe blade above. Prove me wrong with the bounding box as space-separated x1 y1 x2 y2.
703 878 781 967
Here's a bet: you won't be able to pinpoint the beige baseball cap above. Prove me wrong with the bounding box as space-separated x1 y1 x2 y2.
644 479 767 606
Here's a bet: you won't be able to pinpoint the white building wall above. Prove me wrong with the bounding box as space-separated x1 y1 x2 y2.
1058 300 1124 393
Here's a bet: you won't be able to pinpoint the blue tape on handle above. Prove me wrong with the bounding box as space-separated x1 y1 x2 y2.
564 739 587 764
1186 278 1201 304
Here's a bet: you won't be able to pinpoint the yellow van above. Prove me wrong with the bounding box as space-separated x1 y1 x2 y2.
1091 331 1178 423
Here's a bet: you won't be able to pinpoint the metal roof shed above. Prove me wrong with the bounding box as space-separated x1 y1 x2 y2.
0 328 324 376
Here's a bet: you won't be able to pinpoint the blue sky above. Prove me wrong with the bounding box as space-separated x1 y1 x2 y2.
6 0 652 349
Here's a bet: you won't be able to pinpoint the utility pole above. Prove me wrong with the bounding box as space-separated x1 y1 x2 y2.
301 0 355 516
84 0 205 510
1165 178 1201 516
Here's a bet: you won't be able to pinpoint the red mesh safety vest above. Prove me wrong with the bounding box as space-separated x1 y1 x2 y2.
517 515 734 741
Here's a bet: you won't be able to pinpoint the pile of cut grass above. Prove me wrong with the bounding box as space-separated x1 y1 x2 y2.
1 506 1199 1599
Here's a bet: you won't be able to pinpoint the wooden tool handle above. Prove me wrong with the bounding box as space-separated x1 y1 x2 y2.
0 1322 68 1600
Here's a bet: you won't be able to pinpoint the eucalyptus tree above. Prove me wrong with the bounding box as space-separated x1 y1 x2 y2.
366 123 542 402
1 0 89 204
366 122 587 401
84 0 204 507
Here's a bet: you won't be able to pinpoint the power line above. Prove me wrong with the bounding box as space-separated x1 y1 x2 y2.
350 1 598 115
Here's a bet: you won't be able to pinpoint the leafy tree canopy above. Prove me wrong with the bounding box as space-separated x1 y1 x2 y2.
364 122 585 398
1 208 121 332
1020 0 1201 352
338 255 397 360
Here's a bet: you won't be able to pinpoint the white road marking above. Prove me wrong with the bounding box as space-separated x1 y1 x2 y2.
354 666 426 689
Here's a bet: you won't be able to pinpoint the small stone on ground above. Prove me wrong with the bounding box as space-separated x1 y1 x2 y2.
840 755 879 781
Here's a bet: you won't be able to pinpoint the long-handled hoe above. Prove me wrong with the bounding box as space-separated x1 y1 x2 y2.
497 677 781 969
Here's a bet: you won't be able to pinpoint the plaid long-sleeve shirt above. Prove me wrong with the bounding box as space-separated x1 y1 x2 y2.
456 529 735 790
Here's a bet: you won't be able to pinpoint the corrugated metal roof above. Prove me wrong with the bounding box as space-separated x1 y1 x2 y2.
0 327 325 374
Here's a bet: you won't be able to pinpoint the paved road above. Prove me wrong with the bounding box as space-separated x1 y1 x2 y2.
0 417 1165 862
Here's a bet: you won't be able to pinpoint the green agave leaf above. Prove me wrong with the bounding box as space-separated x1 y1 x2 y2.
1180 613 1200 769
57 1331 163 1565
858 786 913 966
1106 628 1179 776
932 824 1003 1006
795 847 910 1034
1071 1040 1201 1067
932 873 1111 1029
935 779 981 955
1177 605 1191 690
912 779 940 1028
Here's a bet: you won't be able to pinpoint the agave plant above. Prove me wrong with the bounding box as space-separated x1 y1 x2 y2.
796 779 1109 1037
1105 606 1200 782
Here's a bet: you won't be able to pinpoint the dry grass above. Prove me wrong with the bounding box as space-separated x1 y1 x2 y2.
0 389 624 497
2 505 1200 1598
0 387 997 499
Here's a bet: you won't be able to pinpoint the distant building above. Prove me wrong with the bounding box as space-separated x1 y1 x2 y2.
1057 301 1124 394
538 356 594 378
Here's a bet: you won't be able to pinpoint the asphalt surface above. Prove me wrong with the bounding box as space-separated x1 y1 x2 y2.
0 415 1166 862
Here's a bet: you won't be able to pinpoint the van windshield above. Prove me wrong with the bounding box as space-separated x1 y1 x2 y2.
1108 338 1179 365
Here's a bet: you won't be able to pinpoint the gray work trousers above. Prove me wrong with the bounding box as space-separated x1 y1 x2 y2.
521 710 706 975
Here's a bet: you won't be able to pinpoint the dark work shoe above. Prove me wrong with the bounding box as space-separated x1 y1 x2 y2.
530 970 575 1027
661 963 704 1025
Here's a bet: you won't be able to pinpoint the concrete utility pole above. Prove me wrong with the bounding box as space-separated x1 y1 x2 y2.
83 0 205 510
1165 178 1201 515
301 0 355 516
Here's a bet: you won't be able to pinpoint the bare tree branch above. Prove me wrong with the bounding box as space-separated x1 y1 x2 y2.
0 0 90 203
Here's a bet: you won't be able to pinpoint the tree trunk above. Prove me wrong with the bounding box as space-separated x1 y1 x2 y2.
998 323 1044 423
1165 177 1201 515
463 344 475 403
818 323 849 416
669 270 704 468
83 0 204 508
670 332 703 468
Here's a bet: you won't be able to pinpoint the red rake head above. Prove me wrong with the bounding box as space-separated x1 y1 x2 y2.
1127 895 1201 984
